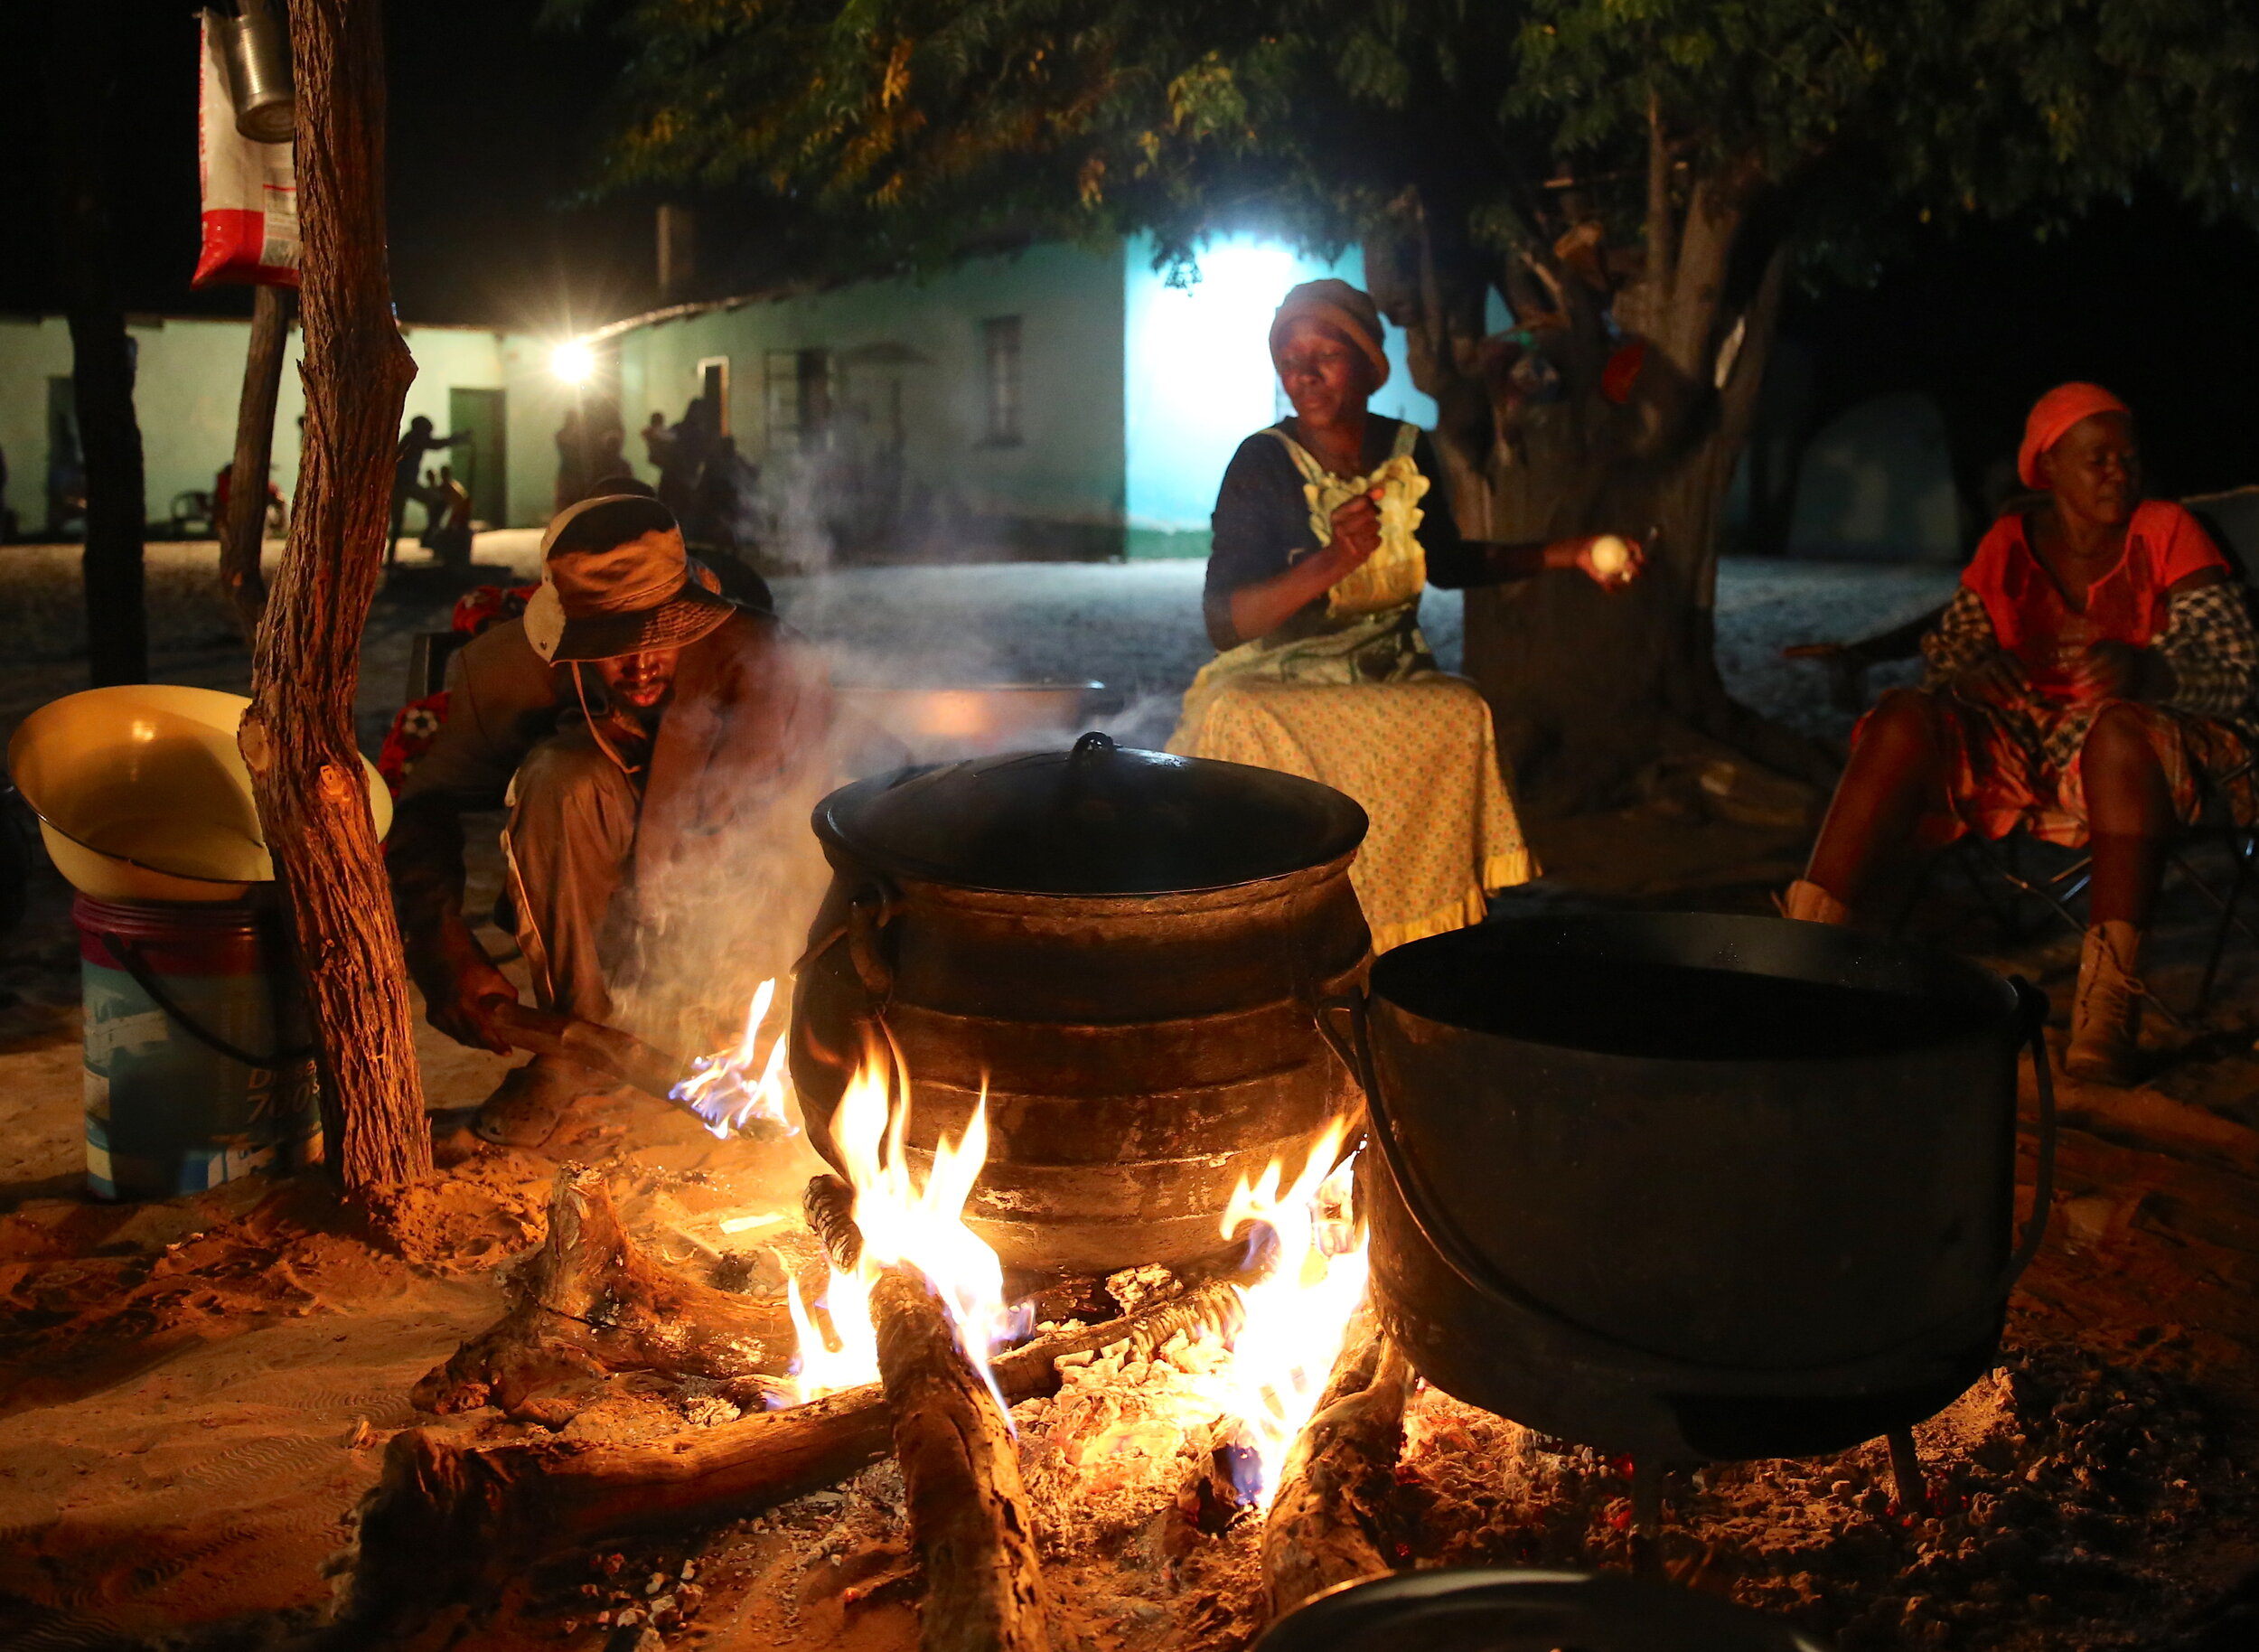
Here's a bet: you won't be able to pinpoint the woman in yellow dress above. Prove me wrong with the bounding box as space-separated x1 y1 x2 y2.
1168 279 1641 950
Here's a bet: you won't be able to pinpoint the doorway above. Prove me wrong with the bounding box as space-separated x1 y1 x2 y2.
446 388 508 528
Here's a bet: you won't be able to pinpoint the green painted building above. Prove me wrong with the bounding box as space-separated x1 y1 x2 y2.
2 234 1440 558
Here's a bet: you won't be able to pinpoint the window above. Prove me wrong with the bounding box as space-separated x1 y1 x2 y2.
763 348 834 455
981 316 1022 446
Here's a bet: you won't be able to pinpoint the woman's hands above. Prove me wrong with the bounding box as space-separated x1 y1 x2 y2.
2069 640 2174 703
1946 648 2028 702
1557 534 1645 589
1324 490 1383 579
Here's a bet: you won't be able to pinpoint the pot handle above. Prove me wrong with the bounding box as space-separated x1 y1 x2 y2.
1333 978 2062 1384
793 879 902 1004
1997 975 2058 1295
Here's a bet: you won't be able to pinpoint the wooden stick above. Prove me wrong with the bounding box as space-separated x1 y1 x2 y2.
220 281 293 640
491 1000 698 1106
872 1263 1052 1652
1260 1304 1414 1619
351 1283 1239 1632
412 1166 792 1419
239 0 428 1193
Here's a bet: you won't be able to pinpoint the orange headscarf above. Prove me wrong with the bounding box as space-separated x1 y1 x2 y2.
2017 382 2132 489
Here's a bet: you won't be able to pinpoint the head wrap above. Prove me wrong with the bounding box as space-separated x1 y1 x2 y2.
529 493 733 663
2018 382 2132 489
1268 279 1390 391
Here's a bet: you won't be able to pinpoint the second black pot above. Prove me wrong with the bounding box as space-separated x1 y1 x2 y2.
1328 912 2056 1461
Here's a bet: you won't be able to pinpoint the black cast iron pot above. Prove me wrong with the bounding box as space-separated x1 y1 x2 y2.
792 732 1373 1276
1324 912 2056 1462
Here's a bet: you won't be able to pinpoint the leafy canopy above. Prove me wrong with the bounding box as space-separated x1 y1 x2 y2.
550 0 2259 285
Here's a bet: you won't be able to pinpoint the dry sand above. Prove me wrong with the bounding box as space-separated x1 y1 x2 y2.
9 540 2257 1651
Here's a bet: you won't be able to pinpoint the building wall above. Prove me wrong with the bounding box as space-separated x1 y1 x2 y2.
1786 391 1964 562
608 241 1129 561
1121 234 1441 558
0 312 548 536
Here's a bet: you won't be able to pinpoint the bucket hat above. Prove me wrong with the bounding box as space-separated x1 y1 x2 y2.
527 494 734 664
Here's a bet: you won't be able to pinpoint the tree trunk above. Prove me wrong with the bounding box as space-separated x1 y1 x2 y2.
221 283 296 641
44 0 146 688
239 0 430 1194
1367 166 1826 813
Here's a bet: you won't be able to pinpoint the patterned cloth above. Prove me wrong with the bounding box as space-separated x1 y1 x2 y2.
1170 677 1533 952
1891 504 2259 845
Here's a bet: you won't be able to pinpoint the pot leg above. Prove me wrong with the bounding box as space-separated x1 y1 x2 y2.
1887 1427 1929 1516
1629 1459 1664 1578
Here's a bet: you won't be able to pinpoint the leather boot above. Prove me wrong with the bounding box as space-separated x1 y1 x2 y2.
2065 920 2145 1087
1780 878 1851 925
473 1055 614 1149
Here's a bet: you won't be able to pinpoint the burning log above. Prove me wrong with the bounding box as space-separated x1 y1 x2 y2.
872 1262 1053 1652
351 1284 1239 1630
412 1166 792 1420
1260 1304 1414 1617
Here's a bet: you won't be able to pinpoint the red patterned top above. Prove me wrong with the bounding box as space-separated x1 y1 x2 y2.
1962 500 2229 699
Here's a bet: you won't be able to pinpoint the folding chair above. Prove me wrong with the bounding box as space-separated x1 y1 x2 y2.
1916 754 2259 1018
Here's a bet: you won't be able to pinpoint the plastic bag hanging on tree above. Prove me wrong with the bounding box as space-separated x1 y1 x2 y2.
193 8 298 287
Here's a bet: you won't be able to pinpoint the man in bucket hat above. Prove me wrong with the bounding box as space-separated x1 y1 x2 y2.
388 487 829 1148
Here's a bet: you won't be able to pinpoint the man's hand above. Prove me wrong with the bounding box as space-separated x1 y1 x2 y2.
2069 640 2170 703
417 926 520 1055
1325 491 1383 577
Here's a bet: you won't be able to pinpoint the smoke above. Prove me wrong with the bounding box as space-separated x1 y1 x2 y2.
595 558 1204 1060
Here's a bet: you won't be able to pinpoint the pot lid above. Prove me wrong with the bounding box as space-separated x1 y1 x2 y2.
814 732 1369 896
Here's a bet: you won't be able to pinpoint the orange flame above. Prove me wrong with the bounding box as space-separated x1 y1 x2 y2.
1205 1122 1367 1505
782 1033 1015 1408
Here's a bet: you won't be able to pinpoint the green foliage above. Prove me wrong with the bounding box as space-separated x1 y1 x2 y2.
549 0 2259 284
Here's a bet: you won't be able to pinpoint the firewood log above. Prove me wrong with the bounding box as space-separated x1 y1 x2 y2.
1259 1305 1413 1618
349 1280 1246 1630
872 1263 1053 1652
412 1166 792 1420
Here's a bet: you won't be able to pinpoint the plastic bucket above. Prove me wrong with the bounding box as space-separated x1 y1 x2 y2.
76 892 320 1200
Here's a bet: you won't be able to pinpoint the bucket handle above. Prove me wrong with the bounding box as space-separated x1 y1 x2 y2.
97 931 315 1071
1317 972 2060 1384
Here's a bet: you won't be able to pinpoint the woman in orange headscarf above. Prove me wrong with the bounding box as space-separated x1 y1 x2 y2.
1784 384 2259 1083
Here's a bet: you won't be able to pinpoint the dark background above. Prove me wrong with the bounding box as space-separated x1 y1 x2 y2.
3 4 2256 504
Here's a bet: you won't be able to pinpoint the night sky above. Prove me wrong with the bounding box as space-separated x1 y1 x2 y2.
2 0 652 330
2 6 2255 500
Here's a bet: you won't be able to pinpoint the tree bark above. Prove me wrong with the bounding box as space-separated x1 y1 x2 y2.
239 0 430 1194
1367 168 1826 813
1261 1306 1413 1618
412 1167 795 1421
352 1284 1225 1633
44 0 146 688
220 283 296 641
873 1263 1054 1652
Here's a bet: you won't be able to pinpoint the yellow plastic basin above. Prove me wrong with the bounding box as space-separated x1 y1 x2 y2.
8 685 392 903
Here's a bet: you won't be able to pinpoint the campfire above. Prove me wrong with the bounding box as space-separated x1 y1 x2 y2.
353 990 1404 1649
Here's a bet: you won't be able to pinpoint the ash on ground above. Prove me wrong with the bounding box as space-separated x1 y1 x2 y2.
1398 1334 2235 1649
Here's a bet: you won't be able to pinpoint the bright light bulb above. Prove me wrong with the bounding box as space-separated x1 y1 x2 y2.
551 339 595 384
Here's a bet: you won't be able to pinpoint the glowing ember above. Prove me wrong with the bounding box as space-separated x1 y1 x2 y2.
671 979 797 1140
781 1035 1020 1408
1203 1122 1367 1507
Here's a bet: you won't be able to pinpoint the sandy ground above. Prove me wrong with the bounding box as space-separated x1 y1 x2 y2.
20 539 2259 1651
